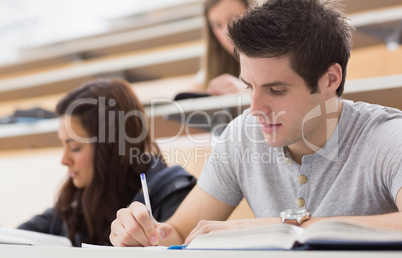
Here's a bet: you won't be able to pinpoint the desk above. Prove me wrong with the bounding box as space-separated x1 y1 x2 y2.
148 93 250 117
348 5 402 48
343 73 402 110
0 245 401 258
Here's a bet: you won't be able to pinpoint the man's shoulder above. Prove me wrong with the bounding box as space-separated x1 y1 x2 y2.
344 99 402 117
343 100 402 146
343 100 402 125
370 114 402 145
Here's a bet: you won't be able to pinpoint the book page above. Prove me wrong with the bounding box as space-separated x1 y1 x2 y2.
299 219 402 244
0 227 72 247
186 224 304 250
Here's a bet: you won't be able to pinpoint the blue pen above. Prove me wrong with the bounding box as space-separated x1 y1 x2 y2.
167 245 188 250
140 173 155 226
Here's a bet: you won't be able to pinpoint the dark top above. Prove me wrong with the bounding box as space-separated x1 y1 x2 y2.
18 162 196 247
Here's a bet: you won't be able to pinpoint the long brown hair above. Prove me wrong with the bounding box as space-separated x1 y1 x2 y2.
202 0 255 89
55 78 161 245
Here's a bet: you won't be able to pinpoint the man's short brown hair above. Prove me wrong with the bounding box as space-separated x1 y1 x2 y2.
228 0 354 96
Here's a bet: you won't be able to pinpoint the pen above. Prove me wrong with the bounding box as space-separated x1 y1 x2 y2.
140 173 155 226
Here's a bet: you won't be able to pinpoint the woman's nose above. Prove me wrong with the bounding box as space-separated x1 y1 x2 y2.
60 149 71 166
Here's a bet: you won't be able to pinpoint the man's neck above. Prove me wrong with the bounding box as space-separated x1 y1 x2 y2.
288 98 343 165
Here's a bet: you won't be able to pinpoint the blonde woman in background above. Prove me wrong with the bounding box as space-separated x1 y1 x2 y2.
193 0 256 96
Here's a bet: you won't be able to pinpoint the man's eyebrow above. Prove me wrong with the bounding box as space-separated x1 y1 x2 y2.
261 81 291 88
239 76 251 86
239 76 291 88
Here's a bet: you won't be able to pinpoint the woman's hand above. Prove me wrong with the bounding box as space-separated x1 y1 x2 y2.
207 74 246 96
109 201 174 247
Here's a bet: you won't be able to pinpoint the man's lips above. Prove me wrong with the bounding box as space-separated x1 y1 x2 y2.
260 123 282 134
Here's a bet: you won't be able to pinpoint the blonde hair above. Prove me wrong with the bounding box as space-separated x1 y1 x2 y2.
202 0 255 89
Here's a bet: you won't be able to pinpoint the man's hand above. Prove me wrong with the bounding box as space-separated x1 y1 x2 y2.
183 217 281 245
110 201 174 247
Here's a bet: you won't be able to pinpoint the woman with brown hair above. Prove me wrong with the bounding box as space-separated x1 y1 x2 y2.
18 78 195 246
195 0 255 95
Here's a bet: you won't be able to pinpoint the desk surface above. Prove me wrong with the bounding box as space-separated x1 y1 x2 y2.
0 245 401 258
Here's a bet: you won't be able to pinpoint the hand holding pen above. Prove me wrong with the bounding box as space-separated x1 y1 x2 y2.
110 173 175 247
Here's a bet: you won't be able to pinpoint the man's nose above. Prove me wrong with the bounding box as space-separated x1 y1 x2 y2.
249 90 269 117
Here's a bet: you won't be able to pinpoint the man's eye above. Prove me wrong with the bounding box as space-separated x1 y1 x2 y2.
270 88 285 95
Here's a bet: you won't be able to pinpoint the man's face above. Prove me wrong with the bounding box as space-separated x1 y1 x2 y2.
240 55 330 150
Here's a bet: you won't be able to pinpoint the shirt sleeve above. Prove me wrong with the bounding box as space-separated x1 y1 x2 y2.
197 118 244 207
370 116 402 202
17 208 54 234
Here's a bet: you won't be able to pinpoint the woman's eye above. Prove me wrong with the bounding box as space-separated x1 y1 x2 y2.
70 147 81 152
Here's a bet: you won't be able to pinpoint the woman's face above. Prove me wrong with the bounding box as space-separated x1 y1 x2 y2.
208 0 247 54
58 115 94 189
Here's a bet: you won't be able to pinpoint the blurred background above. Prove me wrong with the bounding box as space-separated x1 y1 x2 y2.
0 0 194 66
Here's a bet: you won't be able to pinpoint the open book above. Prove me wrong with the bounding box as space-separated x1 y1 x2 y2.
0 227 72 247
185 220 402 250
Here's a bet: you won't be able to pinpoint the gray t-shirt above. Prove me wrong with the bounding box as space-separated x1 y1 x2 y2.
198 99 402 217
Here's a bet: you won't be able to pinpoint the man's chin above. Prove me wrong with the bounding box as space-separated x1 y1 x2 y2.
262 134 287 148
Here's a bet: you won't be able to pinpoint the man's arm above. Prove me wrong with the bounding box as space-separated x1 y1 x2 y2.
182 187 402 244
111 184 402 247
162 186 235 245
110 185 235 247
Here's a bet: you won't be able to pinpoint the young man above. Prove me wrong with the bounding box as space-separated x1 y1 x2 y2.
110 0 402 247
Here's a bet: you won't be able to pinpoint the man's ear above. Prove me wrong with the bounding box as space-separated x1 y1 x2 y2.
326 63 342 94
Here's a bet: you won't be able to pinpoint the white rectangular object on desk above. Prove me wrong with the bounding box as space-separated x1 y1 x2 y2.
0 227 72 247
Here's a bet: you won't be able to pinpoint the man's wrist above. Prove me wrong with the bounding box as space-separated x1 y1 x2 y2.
280 208 311 226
